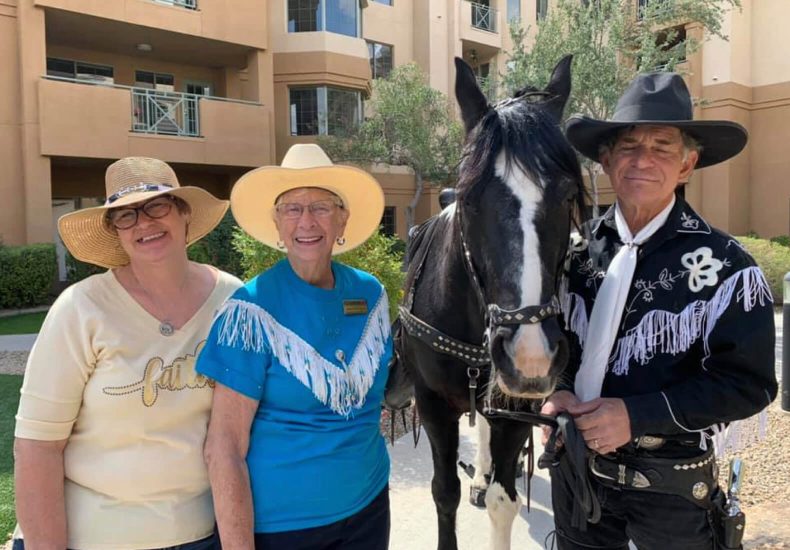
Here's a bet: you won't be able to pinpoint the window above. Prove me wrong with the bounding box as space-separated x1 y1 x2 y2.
507 0 520 22
46 58 114 83
380 206 396 236
368 42 393 79
287 0 360 37
289 86 361 136
290 88 320 135
135 71 175 92
371 0 392 5
536 0 548 20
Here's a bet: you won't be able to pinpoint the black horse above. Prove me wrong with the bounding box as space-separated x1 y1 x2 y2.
388 56 585 550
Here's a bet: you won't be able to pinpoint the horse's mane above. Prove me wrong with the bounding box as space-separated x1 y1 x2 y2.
457 95 587 220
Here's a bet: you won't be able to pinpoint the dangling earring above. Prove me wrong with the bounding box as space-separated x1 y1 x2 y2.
336 236 346 246
277 240 286 249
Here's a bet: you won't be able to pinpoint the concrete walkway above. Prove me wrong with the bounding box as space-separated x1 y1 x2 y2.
0 334 37 352
389 421 554 550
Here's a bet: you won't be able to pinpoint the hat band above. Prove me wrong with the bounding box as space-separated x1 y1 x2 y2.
105 183 174 205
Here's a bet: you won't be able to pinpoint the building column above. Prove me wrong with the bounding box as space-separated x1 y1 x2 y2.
18 0 52 244
0 1 26 245
243 49 276 165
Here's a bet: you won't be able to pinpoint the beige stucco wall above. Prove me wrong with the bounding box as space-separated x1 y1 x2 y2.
34 0 268 49
1 0 275 246
0 1 27 245
38 78 272 167
363 0 413 68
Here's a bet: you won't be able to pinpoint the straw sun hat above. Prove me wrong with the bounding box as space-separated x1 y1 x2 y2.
58 157 228 269
231 144 385 255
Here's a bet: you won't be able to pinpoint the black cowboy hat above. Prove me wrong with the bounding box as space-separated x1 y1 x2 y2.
565 72 747 168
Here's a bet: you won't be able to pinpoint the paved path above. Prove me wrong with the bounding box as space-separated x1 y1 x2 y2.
389 421 553 550
0 334 37 352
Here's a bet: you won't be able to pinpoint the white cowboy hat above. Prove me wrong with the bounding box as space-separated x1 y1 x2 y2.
230 144 385 254
58 157 228 268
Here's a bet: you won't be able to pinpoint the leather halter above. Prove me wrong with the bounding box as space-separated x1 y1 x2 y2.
456 207 561 336
400 207 561 369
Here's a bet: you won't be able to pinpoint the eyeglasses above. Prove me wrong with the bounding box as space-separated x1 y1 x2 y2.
107 196 176 230
274 199 343 220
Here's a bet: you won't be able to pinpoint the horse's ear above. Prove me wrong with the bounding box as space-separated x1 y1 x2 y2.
454 57 489 133
542 54 573 122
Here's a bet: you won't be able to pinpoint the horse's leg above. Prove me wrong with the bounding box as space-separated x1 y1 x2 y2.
485 421 532 550
416 387 462 550
470 415 492 506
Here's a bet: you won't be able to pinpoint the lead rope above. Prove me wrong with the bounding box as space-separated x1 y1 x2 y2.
539 413 601 531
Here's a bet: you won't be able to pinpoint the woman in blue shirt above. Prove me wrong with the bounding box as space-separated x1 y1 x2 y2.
197 144 393 550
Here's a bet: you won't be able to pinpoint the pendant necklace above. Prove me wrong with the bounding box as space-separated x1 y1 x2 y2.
133 269 187 337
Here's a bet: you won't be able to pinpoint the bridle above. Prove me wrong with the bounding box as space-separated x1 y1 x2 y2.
456 206 561 342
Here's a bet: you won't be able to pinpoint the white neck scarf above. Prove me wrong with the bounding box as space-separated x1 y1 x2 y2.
574 196 676 401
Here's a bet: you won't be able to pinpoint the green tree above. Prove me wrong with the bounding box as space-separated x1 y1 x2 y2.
503 0 740 213
318 63 464 230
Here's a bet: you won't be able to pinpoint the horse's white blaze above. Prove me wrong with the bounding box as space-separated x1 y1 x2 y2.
485 481 521 550
495 154 555 381
472 416 492 490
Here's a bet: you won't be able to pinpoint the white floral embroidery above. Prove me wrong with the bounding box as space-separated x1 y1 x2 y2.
564 232 588 271
680 212 700 230
681 247 724 292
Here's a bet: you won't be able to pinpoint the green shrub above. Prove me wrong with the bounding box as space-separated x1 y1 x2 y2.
0 244 57 308
769 235 790 248
736 236 790 302
66 252 106 284
234 229 405 319
188 211 244 278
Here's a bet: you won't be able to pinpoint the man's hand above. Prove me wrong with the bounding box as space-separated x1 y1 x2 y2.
540 390 581 445
569 398 631 455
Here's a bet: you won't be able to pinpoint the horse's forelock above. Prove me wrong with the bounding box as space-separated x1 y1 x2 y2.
457 99 583 204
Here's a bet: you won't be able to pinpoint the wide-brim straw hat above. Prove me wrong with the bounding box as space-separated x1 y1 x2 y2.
58 157 228 269
566 72 748 168
231 144 385 255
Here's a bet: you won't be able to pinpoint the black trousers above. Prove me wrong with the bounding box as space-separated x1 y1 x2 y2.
253 485 390 550
550 468 715 550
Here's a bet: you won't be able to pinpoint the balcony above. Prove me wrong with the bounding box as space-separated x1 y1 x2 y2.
39 77 273 168
470 2 497 33
154 0 197 9
36 0 267 50
460 1 502 51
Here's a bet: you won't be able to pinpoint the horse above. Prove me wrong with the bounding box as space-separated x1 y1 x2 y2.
387 55 585 550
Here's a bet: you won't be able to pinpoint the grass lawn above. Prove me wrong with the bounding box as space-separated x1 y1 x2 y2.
0 374 22 543
0 312 46 335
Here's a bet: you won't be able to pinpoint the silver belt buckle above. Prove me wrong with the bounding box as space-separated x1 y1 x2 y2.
636 435 665 450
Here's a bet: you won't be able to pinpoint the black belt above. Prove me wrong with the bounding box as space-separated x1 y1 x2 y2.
589 447 718 508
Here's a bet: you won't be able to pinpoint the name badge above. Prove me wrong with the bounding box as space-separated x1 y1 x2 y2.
343 299 368 316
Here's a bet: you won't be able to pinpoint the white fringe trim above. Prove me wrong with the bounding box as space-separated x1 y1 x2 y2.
215 291 390 417
609 266 771 376
559 285 589 348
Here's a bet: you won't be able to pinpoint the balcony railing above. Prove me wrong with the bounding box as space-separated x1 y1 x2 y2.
153 0 198 10
43 75 261 139
132 88 200 137
470 2 497 33
638 0 673 20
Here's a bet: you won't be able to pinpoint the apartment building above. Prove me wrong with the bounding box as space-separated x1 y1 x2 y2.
2 0 789 277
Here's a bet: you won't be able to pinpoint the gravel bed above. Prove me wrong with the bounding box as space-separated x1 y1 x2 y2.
0 351 27 376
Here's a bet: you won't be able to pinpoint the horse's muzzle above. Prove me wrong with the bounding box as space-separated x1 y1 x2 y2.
490 322 568 398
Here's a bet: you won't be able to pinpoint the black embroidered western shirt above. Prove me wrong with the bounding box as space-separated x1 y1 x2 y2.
558 197 778 440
